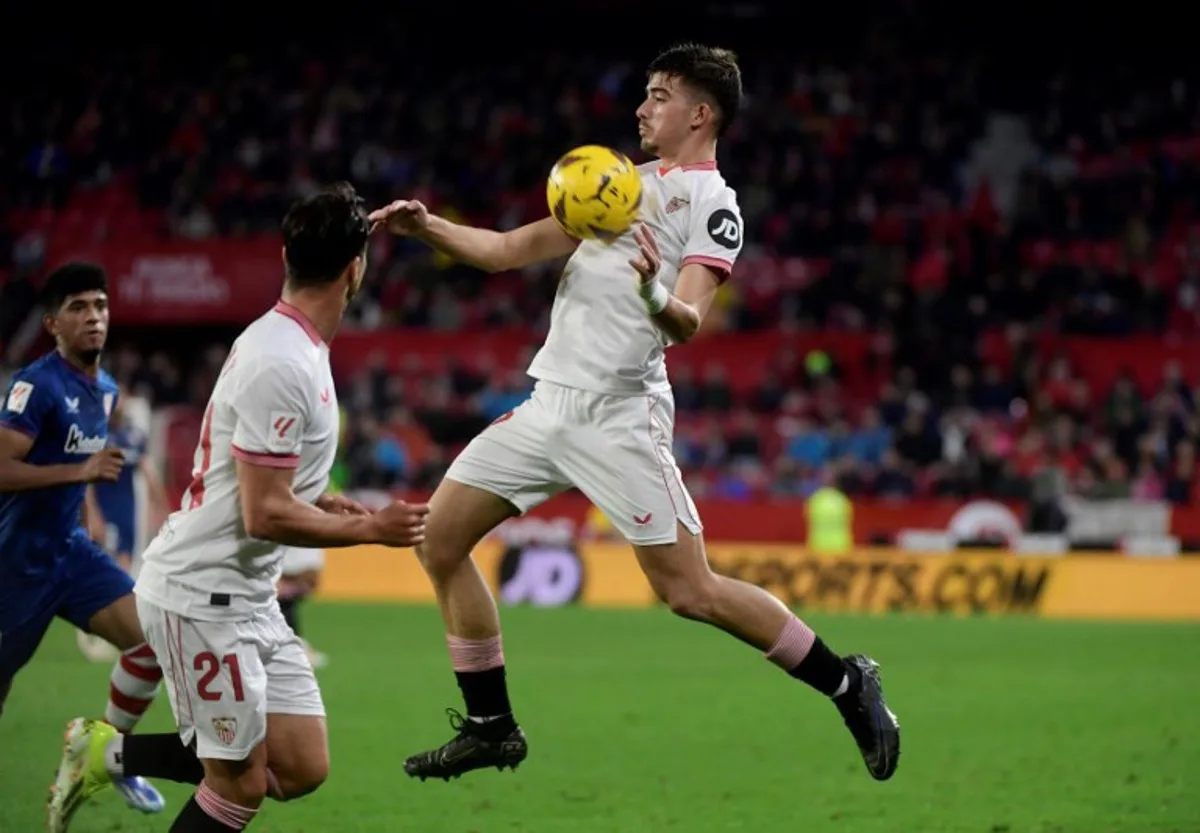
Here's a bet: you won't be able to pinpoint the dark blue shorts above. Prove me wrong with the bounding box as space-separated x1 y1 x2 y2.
0 535 134 687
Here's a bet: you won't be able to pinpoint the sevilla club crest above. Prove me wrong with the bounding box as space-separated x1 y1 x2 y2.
212 717 238 745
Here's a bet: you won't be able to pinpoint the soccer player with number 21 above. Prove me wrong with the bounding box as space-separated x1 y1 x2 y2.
50 183 430 832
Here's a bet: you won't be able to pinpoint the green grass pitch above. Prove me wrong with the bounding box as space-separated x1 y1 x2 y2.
1 604 1197 832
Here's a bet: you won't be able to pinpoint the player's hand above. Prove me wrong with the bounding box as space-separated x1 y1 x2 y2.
80 448 125 483
368 200 430 237
316 493 371 516
369 500 430 547
629 223 662 284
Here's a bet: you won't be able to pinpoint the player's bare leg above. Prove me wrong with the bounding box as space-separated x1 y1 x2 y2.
77 552 137 662
633 523 900 781
418 480 513 638
86 594 145 650
262 714 329 801
404 478 529 781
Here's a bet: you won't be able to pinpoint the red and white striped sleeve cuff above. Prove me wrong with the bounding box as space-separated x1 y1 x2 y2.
681 255 734 283
231 445 300 469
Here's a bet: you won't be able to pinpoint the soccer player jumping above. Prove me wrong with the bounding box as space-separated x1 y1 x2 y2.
49 183 430 832
0 264 166 821
370 43 900 783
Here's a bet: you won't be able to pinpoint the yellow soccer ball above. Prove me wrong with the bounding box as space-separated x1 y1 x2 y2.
546 145 643 241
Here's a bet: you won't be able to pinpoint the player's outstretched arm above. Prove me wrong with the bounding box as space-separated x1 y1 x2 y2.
0 426 123 491
369 200 577 272
237 461 428 548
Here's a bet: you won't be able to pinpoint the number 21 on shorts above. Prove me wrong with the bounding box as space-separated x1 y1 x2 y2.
194 651 246 702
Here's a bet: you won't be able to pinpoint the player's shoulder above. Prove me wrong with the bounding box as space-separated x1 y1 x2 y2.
235 310 318 361
254 304 326 355
228 318 322 390
2 354 66 418
10 352 66 391
644 160 739 215
651 161 739 215
97 369 119 394
232 345 315 387
686 166 739 214
14 352 59 379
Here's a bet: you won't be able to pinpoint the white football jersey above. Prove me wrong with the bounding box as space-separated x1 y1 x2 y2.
527 160 743 395
136 301 340 621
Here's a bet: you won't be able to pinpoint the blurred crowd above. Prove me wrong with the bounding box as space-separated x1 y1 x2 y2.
2 17 1198 508
88 330 1199 513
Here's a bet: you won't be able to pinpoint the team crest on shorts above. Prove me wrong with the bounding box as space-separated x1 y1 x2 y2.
212 717 238 745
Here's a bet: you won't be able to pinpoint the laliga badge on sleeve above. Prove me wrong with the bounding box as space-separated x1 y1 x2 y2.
5 381 33 414
266 411 302 455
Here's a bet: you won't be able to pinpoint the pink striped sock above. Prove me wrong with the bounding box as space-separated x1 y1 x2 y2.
446 635 505 672
765 615 817 670
195 781 257 830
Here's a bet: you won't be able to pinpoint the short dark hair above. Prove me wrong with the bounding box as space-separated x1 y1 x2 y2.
647 43 743 136
282 181 370 287
42 262 108 312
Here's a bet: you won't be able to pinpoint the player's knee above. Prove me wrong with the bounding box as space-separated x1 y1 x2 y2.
656 575 721 622
204 759 271 807
416 481 515 578
414 529 469 577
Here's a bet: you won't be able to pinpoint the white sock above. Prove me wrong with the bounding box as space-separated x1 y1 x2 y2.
103 735 124 778
831 673 850 698
468 713 509 724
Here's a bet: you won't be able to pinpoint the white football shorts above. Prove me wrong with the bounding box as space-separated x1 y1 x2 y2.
136 596 326 760
446 380 701 546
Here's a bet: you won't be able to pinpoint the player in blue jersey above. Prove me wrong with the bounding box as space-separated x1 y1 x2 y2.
0 263 166 823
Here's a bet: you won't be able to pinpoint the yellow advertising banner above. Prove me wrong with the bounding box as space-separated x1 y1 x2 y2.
317 542 1200 622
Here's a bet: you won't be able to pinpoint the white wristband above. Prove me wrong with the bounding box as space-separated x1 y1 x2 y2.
639 279 670 315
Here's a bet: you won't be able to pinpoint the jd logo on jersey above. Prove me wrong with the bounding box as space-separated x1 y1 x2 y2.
706 209 741 249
